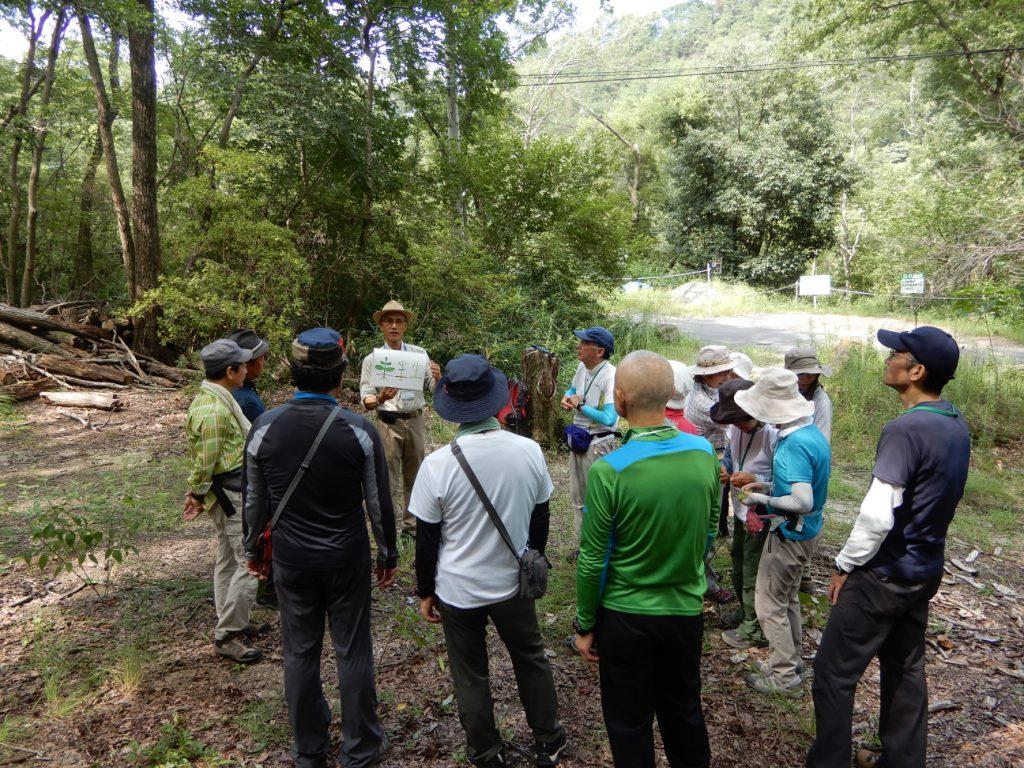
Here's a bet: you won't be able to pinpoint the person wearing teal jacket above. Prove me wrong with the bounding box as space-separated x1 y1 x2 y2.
574 351 718 768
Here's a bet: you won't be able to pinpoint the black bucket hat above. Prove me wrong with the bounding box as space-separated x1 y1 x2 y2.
710 378 756 424
228 328 270 358
433 354 509 424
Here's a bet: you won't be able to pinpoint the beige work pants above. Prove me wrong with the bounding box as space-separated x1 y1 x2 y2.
754 532 819 687
378 411 426 534
569 435 617 540
209 489 257 641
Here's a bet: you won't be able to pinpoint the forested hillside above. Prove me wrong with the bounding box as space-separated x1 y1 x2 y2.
1 0 1022 362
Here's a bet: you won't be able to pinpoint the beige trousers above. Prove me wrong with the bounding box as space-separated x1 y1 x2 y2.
569 435 617 540
209 489 257 641
754 532 819 687
378 411 426 533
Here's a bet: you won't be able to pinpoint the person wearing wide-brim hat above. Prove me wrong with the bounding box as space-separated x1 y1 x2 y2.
732 367 831 699
785 346 833 445
227 328 270 423
410 355 567 768
684 345 736 453
359 299 442 538
711 379 777 652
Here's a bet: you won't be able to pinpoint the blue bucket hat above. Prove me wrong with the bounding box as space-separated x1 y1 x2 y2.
877 326 959 380
573 326 614 357
433 354 509 423
291 327 347 369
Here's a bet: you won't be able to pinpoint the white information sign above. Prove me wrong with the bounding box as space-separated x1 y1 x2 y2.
368 349 429 390
901 273 925 295
798 274 832 297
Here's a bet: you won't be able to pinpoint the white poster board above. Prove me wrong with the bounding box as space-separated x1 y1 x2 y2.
368 349 429 390
901 273 925 295
798 274 832 296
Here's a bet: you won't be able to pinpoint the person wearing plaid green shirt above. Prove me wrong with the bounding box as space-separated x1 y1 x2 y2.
183 339 264 664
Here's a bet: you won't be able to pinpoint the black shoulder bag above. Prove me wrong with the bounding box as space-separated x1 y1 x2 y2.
450 437 550 600
252 405 341 578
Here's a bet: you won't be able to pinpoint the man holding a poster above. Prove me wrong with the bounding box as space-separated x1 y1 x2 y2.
360 300 442 537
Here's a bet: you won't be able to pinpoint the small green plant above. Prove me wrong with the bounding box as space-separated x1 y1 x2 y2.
20 502 140 594
0 396 25 431
109 646 147 695
129 716 230 767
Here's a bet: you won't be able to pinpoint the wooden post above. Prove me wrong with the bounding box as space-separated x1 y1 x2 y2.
522 346 562 449
706 262 712 300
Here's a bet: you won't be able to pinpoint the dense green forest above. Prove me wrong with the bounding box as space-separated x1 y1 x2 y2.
1 0 1022 366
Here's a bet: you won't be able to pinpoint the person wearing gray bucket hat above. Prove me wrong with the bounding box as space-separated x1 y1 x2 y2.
733 368 831 699
228 329 270 423
410 355 567 768
785 346 833 445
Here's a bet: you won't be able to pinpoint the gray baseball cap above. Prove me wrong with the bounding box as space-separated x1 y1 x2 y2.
200 339 253 373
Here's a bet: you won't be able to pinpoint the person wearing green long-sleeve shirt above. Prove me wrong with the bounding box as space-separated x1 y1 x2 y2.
573 351 718 768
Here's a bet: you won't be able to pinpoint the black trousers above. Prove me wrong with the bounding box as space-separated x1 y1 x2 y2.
275 561 384 768
597 608 710 768
807 568 942 768
438 595 563 765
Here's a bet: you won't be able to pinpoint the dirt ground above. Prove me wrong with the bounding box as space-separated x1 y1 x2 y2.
1 390 1023 767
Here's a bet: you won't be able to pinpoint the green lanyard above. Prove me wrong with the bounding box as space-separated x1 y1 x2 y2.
581 363 608 402
903 404 958 418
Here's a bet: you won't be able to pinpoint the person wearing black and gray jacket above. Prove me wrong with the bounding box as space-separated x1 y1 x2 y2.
242 327 397 768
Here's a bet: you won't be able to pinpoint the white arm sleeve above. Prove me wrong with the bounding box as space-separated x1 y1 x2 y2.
835 478 902 573
767 482 814 515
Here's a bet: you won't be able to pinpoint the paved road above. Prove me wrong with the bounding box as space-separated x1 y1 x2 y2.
657 311 1024 362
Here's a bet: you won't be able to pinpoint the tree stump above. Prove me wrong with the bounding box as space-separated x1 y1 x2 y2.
522 346 562 449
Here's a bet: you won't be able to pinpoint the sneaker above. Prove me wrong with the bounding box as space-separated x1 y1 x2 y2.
721 629 760 650
240 621 271 638
744 670 803 699
215 633 262 663
708 587 734 604
535 731 568 766
472 747 507 768
799 576 815 594
369 734 392 766
855 749 881 768
720 608 743 629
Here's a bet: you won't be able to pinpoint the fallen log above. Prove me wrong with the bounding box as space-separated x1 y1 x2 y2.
0 321 72 356
139 358 198 384
0 379 57 400
0 303 112 341
39 391 121 410
34 354 132 385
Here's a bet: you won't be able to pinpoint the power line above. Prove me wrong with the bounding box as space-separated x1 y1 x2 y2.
515 46 1024 87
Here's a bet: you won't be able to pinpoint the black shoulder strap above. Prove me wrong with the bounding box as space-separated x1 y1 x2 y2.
266 405 342 532
451 437 522 564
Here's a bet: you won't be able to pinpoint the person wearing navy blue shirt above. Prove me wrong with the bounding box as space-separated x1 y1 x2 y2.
807 326 970 768
228 329 268 423
242 328 397 768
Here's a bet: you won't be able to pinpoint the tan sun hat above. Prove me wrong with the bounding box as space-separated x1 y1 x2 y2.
784 346 833 377
372 299 416 325
690 345 736 377
733 367 815 424
666 360 693 409
729 351 755 380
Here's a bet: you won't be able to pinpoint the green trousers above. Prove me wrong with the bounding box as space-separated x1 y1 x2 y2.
730 516 767 644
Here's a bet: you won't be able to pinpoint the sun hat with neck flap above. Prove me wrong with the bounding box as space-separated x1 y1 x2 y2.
733 367 815 425
432 354 509 424
691 345 736 378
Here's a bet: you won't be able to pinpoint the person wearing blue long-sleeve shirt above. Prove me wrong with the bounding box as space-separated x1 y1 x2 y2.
560 327 618 554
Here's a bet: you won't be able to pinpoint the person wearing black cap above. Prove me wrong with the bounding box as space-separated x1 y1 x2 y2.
242 328 397 768
412 354 566 768
227 328 270 423
184 338 263 664
807 326 970 768
561 326 617 555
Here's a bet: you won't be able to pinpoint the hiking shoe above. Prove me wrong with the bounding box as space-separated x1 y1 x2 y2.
855 749 881 768
369 734 392 766
799 576 815 594
535 731 568 766
215 634 262 663
708 587 733 604
744 670 803 699
720 608 743 629
472 747 507 767
241 621 271 638
722 629 762 650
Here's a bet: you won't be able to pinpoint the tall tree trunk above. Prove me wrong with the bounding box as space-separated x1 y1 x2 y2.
445 31 465 239
21 10 68 307
128 0 161 356
73 130 103 293
78 13 135 299
357 7 376 259
4 7 48 306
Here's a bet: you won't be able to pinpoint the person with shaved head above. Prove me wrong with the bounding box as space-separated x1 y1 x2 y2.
574 351 718 768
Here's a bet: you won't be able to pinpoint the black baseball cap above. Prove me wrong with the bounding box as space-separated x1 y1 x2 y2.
877 326 960 380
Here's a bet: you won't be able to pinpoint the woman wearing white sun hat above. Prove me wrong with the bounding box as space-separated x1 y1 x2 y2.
733 367 831 699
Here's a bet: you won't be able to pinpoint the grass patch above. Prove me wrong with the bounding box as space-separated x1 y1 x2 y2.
0 396 26 432
234 696 290 752
129 715 230 768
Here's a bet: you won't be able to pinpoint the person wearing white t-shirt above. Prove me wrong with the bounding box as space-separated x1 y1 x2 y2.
560 326 617 552
412 355 566 768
